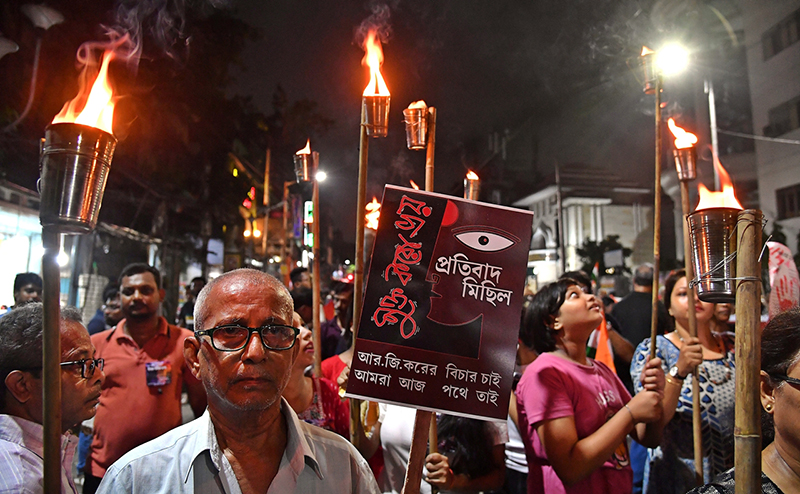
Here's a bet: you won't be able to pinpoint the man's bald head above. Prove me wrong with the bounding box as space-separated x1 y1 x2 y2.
194 269 293 332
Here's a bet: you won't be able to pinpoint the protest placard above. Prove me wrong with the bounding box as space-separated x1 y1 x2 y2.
345 185 533 420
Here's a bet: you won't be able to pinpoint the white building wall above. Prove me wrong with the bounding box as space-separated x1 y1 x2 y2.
743 0 800 251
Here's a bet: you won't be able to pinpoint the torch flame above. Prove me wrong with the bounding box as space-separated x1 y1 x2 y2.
641 46 655 56
296 139 311 155
667 118 698 150
362 30 390 97
466 170 479 180
407 100 427 110
409 180 420 190
366 197 381 230
695 158 743 210
52 50 116 135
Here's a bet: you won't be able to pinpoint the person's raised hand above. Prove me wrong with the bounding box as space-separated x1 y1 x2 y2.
424 452 455 490
676 336 703 377
336 364 350 392
640 357 665 397
627 390 662 424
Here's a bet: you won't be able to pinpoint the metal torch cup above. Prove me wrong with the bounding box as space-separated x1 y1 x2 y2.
641 53 657 95
464 178 480 201
687 207 740 303
363 96 390 137
673 147 697 181
38 122 117 233
293 151 319 183
403 108 428 150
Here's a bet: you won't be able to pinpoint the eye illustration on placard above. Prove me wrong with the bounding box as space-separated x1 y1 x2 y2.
452 226 519 253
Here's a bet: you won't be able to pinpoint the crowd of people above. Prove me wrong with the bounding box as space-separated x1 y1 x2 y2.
0 260 798 493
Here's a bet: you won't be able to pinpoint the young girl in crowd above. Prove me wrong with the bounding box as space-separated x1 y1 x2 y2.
630 269 735 494
515 278 665 494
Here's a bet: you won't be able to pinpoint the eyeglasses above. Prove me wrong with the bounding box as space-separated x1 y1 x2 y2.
195 324 300 352
769 373 800 387
60 358 104 379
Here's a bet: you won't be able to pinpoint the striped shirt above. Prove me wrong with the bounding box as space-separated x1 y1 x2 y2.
0 414 78 494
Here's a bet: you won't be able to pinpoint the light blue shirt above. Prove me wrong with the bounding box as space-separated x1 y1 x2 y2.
0 414 78 494
97 399 379 494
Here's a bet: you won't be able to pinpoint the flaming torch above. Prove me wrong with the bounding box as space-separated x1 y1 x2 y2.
39 49 118 492
365 197 381 230
464 171 480 201
362 30 390 138
403 101 437 191
668 118 703 485
294 140 322 377
686 161 763 494
352 29 391 446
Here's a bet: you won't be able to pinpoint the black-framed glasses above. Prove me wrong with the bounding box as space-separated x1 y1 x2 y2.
60 358 104 379
769 373 800 387
195 324 300 352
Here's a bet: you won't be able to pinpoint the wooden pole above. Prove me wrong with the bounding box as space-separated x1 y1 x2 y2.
425 107 436 192
312 157 322 377
282 181 291 286
401 411 434 494
680 181 704 485
262 148 271 262
649 74 663 359
734 209 762 494
423 107 439 493
42 227 62 493
350 104 369 446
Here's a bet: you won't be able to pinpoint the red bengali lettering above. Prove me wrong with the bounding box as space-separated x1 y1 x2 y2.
372 287 417 339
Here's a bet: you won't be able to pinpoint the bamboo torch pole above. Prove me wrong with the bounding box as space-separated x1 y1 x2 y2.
282 181 291 287
42 227 62 493
649 73 663 359
425 107 439 490
680 180 703 485
262 148 270 262
312 156 322 378
350 105 369 447
734 209 763 494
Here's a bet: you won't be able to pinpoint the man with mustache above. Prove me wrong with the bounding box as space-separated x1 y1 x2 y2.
0 303 105 493
96 269 378 493
83 264 207 494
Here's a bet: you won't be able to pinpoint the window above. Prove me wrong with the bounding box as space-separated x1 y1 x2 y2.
777 184 800 220
763 8 800 60
764 94 800 137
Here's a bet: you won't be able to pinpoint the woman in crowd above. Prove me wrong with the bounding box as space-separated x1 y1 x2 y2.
515 278 664 494
688 307 800 494
282 313 349 437
630 269 735 493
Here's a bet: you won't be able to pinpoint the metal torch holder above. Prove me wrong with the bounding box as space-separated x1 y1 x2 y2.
293 151 319 183
39 123 117 233
687 208 765 303
673 147 697 182
464 179 480 201
403 108 428 150
363 95 390 137
641 52 657 95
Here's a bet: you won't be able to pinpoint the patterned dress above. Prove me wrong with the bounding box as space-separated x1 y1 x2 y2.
295 376 350 438
630 334 736 494
686 469 785 494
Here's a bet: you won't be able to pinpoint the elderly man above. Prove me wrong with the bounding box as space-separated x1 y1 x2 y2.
96 269 378 493
0 303 105 493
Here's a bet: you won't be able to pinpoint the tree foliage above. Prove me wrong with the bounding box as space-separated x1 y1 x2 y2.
576 235 632 275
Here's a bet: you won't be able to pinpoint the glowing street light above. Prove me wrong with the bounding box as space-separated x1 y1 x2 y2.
315 170 327 182
656 44 689 76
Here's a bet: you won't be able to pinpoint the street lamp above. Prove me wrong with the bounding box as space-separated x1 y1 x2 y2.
656 44 690 76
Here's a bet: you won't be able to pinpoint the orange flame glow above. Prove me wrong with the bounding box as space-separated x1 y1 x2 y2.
296 139 311 155
366 197 381 230
667 119 698 150
409 180 420 190
362 30 390 97
52 50 116 135
407 100 427 110
695 158 743 210
466 170 479 180
641 46 654 57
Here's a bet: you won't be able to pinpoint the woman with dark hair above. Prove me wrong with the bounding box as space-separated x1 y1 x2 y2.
515 279 665 493
687 307 800 493
630 269 735 494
